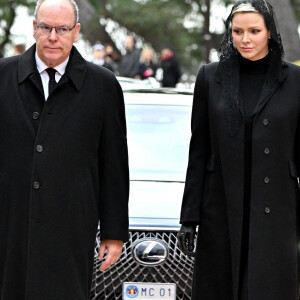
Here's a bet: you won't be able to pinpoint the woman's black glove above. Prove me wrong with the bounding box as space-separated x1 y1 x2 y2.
177 224 196 257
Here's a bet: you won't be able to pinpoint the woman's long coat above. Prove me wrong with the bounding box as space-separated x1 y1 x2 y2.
180 60 300 300
0 45 129 299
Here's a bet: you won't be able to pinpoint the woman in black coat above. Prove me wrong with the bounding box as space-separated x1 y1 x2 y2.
178 1 300 299
136 47 157 80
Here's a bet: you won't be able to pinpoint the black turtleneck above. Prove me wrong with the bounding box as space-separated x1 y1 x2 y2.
239 53 270 117
238 53 270 300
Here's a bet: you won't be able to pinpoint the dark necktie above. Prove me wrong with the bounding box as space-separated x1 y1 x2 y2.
46 68 57 96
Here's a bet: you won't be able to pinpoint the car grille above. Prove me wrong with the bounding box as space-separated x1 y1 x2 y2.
90 229 194 299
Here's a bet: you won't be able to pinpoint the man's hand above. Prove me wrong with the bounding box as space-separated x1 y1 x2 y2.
98 239 123 271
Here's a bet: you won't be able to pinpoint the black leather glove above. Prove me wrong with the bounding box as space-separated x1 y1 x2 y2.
177 224 196 257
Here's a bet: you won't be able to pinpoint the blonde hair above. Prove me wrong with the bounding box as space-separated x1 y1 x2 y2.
139 47 156 63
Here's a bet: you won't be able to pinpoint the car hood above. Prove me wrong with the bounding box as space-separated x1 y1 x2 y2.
129 180 184 228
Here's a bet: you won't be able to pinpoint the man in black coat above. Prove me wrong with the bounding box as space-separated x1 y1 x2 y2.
0 0 129 298
119 35 141 78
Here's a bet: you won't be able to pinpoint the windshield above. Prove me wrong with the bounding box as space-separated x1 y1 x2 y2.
126 104 191 182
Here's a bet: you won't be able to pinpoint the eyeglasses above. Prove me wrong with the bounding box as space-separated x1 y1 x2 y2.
36 23 76 35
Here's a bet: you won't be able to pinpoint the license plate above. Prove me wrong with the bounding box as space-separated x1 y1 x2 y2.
123 282 176 299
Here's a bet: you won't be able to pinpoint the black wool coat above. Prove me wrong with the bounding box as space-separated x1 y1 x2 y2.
161 57 181 88
180 60 300 300
0 45 129 299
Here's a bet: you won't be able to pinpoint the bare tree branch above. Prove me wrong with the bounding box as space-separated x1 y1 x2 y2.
76 0 117 47
0 1 17 52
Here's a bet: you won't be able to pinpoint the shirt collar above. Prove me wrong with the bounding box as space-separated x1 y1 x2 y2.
18 44 88 92
35 51 69 76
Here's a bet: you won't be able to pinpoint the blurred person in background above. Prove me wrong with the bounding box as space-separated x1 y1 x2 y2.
13 43 26 55
105 43 120 74
91 43 114 72
160 46 181 87
119 35 141 78
135 47 157 80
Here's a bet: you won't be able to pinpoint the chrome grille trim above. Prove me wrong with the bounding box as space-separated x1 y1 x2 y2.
90 230 194 299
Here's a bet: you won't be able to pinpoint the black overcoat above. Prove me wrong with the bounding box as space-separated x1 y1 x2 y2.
180 60 300 300
0 45 129 299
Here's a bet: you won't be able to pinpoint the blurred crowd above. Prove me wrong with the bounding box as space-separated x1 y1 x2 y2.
1 37 181 88
91 35 181 87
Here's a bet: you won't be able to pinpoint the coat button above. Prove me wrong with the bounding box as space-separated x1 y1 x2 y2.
264 148 270 155
32 112 39 120
264 177 270 183
263 119 269 126
265 206 271 214
33 181 40 189
36 145 44 152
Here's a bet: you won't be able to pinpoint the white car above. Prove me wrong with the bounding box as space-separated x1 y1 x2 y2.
91 87 194 300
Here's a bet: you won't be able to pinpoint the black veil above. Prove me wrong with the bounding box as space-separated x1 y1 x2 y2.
216 0 284 136
219 0 284 61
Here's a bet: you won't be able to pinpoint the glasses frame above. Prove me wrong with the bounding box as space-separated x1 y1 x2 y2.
36 23 77 35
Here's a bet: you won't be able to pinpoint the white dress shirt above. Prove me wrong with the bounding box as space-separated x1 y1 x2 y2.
35 52 69 100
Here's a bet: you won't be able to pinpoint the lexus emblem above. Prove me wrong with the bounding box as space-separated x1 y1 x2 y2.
132 239 169 266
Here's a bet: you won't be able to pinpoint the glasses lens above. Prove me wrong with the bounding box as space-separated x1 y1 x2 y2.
37 24 74 35
56 27 69 35
40 25 51 34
